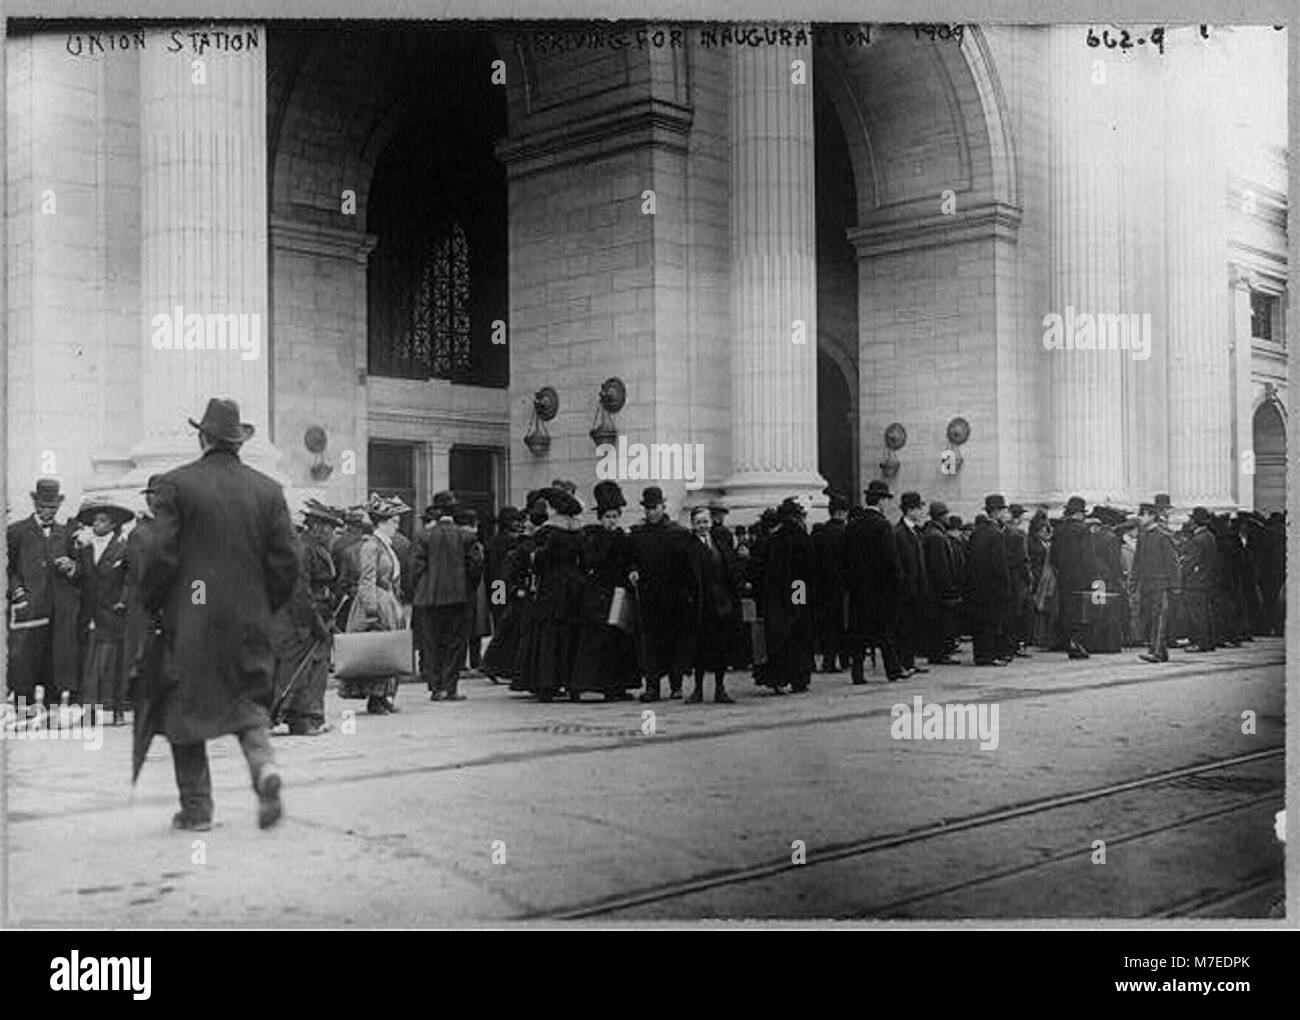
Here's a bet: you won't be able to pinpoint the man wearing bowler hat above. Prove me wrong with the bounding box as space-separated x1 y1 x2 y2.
139 397 299 830
965 494 1013 667
844 480 906 683
6 477 81 715
1050 495 1095 660
920 499 960 664
629 486 698 700
1181 507 1219 653
1133 502 1180 663
413 490 481 701
811 491 851 672
894 492 931 676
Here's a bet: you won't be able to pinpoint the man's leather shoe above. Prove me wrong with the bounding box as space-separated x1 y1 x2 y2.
257 770 283 830
1138 653 1167 663
686 685 703 704
172 811 212 832
714 689 735 704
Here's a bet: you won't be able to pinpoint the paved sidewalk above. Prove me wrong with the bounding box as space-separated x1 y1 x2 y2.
4 638 1285 925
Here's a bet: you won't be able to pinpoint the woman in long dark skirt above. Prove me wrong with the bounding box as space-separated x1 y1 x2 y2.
759 498 816 692
570 481 639 701
484 503 541 686
516 487 586 701
1086 516 1124 653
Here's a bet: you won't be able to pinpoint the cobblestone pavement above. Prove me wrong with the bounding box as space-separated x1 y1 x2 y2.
4 638 1285 925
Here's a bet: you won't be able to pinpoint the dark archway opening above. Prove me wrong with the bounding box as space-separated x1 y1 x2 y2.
366 30 508 388
814 75 860 500
1252 400 1286 514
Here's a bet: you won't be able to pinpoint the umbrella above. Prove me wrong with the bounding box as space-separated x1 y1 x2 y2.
129 626 167 785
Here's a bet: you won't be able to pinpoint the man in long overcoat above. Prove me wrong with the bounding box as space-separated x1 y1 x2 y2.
844 480 905 683
760 498 816 693
1181 507 1219 653
920 500 959 664
965 496 1013 666
894 491 931 675
140 398 299 831
6 478 81 710
413 491 482 700
1003 503 1034 658
1133 502 1181 663
1049 495 1095 659
811 492 850 672
629 486 698 701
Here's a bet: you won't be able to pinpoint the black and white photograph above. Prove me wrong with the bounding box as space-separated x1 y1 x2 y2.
0 9 1292 933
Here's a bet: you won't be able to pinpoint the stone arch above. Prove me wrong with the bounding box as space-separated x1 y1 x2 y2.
1251 391 1286 513
268 27 521 233
814 25 1018 224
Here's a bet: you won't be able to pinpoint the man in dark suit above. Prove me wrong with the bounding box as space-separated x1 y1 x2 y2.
1133 501 1181 663
1003 503 1034 658
1050 495 1095 660
141 398 299 831
811 491 850 672
629 486 697 701
6 478 81 714
686 505 739 703
1181 507 1219 653
845 480 905 683
894 491 931 675
965 495 1013 667
413 491 482 701
708 499 736 556
72 498 133 725
920 500 959 664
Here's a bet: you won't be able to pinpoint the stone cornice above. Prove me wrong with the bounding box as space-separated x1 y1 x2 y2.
496 97 694 178
270 216 377 264
847 200 1022 259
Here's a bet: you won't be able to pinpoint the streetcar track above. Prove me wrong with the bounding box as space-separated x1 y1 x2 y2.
863 796 1279 920
1145 871 1284 919
535 747 1284 920
7 655 1281 824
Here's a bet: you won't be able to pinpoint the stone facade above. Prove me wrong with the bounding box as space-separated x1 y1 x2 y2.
5 22 1288 523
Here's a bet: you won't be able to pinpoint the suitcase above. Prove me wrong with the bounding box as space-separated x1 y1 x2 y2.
333 628 414 680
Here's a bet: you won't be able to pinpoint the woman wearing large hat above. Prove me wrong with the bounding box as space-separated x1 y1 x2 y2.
515 486 586 701
72 498 135 725
569 481 639 701
339 493 410 714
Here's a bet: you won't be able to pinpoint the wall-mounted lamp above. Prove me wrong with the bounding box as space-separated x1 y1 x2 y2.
305 425 333 481
523 386 559 456
879 422 907 480
942 417 970 474
589 377 626 448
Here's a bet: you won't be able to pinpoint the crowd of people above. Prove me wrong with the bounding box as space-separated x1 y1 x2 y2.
6 468 1288 730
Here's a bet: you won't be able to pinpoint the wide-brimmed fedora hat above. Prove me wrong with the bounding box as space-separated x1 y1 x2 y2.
31 478 65 506
189 397 255 444
75 498 133 529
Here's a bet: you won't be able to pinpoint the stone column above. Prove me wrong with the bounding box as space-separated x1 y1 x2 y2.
126 25 281 483
1045 26 1126 504
1228 265 1256 509
721 35 826 514
1162 31 1234 510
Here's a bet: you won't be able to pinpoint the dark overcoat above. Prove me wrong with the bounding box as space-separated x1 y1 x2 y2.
5 515 81 697
122 516 160 689
762 521 815 687
811 517 848 637
845 508 900 640
76 534 129 638
964 519 1010 621
140 448 299 743
629 517 699 675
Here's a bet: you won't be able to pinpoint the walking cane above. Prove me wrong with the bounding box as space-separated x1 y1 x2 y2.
270 638 324 724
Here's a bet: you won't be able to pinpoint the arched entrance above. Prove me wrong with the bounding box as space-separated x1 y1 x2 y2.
1252 398 1286 513
817 348 856 497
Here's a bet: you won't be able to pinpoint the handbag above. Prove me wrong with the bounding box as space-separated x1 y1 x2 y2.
333 628 413 680
607 586 637 634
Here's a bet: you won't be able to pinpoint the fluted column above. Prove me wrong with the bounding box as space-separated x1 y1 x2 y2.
1162 30 1234 509
127 25 281 483
722 35 826 514
1046 26 1126 504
